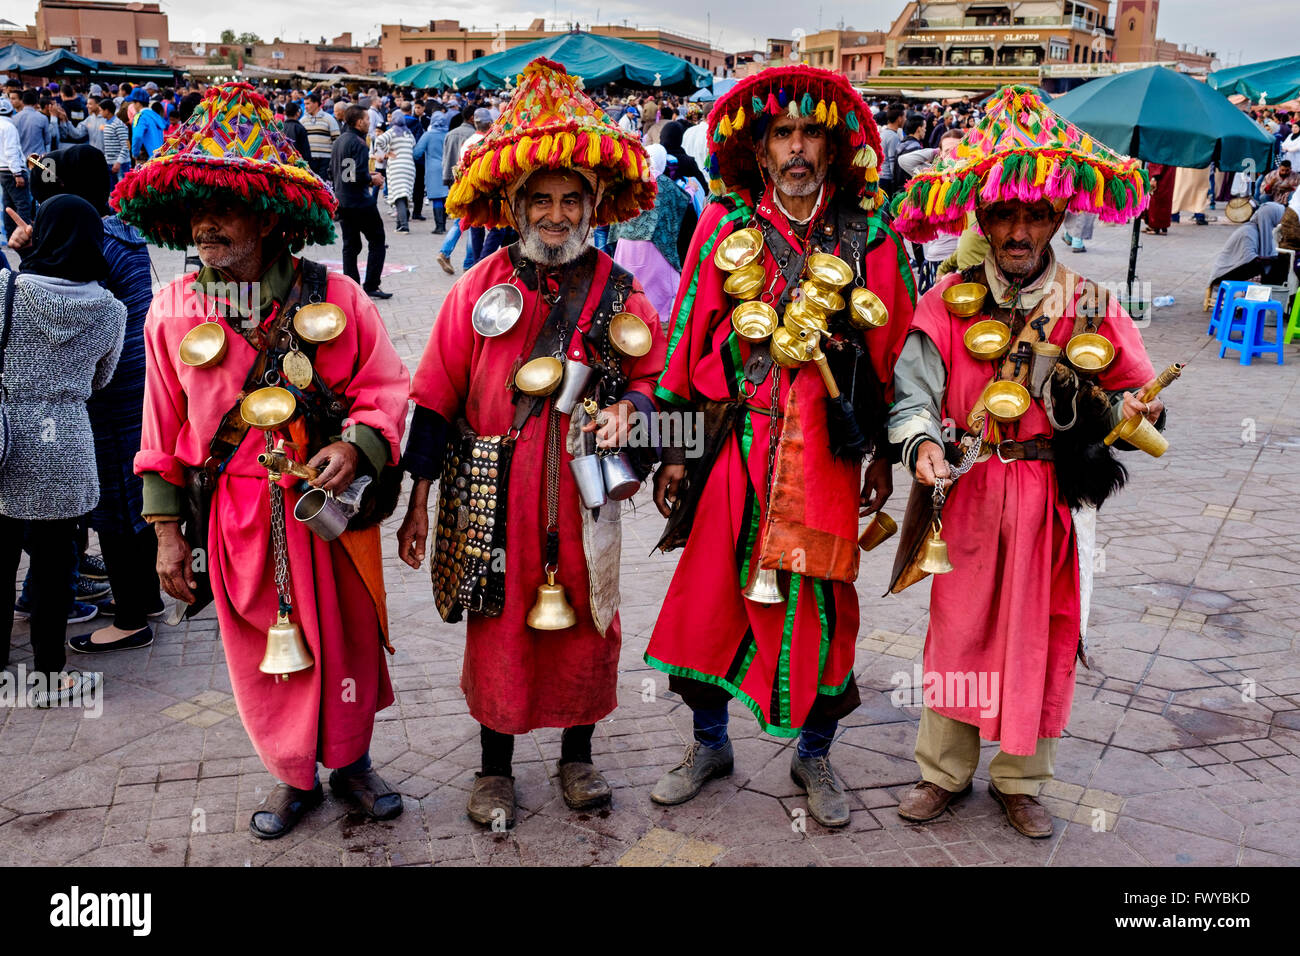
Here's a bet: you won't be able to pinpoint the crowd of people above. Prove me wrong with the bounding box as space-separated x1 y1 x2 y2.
2 66 1178 849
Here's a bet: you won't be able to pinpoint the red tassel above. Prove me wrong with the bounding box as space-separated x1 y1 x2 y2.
766 92 780 114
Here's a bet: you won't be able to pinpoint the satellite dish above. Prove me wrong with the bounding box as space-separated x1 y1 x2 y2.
855 36 867 46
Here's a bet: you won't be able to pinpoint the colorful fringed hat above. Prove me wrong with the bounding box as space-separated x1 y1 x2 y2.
703 64 886 212
446 57 656 228
892 86 1150 243
110 82 336 251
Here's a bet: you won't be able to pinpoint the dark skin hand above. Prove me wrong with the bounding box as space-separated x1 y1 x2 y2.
397 477 432 569
653 463 684 518
155 522 196 604
306 441 359 495
859 456 893 516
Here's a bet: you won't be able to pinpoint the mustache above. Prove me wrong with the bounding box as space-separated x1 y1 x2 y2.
781 157 812 172
1003 240 1034 252
195 232 231 245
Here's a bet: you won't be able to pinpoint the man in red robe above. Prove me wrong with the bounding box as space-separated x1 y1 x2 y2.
888 87 1167 838
398 58 666 829
645 65 916 828
119 83 411 839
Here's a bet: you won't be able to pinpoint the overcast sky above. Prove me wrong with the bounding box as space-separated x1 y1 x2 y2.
14 0 1293 67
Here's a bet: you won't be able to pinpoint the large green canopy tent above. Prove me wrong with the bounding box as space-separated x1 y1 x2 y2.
441 31 714 93
0 43 100 75
1208 55 1300 104
1051 66 1274 299
387 60 457 89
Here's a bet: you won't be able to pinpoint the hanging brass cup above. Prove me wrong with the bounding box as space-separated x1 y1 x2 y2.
293 302 347 344
770 326 813 368
784 298 828 341
981 380 1032 423
240 386 298 430
178 321 228 369
963 320 1012 362
800 281 845 316
722 261 767 299
942 282 988 318
1106 414 1169 457
848 287 889 328
514 356 564 396
609 311 653 358
858 512 898 552
1065 332 1115 373
713 227 765 271
731 300 779 343
804 252 854 292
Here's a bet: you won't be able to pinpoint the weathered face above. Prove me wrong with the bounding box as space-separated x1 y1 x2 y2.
516 169 592 266
189 202 278 272
759 114 833 199
976 199 1064 281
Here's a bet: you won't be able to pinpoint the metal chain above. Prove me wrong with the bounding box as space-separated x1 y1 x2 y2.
764 365 782 507
266 432 292 609
544 406 561 531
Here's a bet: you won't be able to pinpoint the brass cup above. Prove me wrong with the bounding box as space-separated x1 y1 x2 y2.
942 282 988 318
1109 414 1169 458
1065 332 1115 373
800 281 845 315
731 300 779 342
784 298 828 340
805 252 854 292
293 302 347 344
770 326 813 368
858 512 898 552
240 386 298 430
981 380 1032 423
963 319 1012 362
514 356 564 396
609 311 653 358
849 287 889 328
722 261 767 299
713 227 764 272
178 321 228 369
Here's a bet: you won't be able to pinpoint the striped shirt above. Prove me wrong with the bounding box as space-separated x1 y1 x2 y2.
101 117 131 166
300 110 337 161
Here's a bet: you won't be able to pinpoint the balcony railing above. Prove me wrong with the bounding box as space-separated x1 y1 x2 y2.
917 16 1111 33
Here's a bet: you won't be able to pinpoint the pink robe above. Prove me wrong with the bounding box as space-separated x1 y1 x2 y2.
136 268 410 789
410 248 667 733
910 269 1155 754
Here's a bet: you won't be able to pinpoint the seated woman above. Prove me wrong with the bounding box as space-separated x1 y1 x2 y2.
1203 202 1288 310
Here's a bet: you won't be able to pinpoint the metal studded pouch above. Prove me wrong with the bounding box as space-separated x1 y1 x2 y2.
431 421 514 623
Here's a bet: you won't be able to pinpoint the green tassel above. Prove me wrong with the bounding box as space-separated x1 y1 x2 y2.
800 92 814 116
752 96 764 114
846 110 859 131
1079 162 1096 191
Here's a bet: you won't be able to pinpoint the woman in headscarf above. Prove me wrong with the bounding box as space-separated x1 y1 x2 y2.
413 108 451 234
1203 202 1288 309
22 144 163 652
373 108 416 232
606 143 698 325
0 195 127 705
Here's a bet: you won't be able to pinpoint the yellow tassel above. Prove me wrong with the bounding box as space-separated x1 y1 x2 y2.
709 178 725 196
1035 155 1050 186
611 139 623 164
864 166 879 184
515 136 532 169
498 146 514 176
815 100 827 124
925 181 940 217
827 101 838 128
1093 168 1105 206
787 99 800 120
1080 135 1093 154
733 106 745 131
537 134 553 164
719 115 732 138
557 132 575 164
586 134 601 167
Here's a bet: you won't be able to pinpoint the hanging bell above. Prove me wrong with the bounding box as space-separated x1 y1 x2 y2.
526 569 577 631
917 521 955 575
259 610 315 677
742 565 784 604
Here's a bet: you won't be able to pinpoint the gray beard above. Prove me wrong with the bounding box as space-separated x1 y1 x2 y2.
195 234 258 272
765 156 826 198
515 200 593 267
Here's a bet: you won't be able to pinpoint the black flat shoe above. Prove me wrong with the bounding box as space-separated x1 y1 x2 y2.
69 625 154 654
249 782 324 840
365 288 393 300
329 767 403 821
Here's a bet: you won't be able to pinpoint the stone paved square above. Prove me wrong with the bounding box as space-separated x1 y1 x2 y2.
5 204 1300 867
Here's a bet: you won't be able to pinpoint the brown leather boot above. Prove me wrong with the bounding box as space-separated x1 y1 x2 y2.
989 783 1054 838
556 761 612 811
467 774 516 829
896 780 972 822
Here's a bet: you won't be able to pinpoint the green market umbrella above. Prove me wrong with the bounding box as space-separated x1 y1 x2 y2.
387 60 457 89
1208 55 1300 104
442 31 714 93
1051 67 1274 297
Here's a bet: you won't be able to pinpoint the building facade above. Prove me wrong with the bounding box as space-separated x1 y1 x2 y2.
35 0 170 65
169 34 378 76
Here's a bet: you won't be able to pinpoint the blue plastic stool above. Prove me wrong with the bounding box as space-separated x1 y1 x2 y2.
1218 298 1285 365
1207 280 1252 337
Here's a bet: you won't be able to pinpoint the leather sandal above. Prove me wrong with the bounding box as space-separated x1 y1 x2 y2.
328 767 403 821
249 782 324 840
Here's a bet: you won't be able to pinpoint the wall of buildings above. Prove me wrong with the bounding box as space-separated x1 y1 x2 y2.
35 0 170 65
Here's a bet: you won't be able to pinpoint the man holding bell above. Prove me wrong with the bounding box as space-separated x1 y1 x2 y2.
646 64 917 828
398 58 668 829
886 87 1168 838
121 83 411 839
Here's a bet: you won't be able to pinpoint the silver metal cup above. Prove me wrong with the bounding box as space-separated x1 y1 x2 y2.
600 450 641 500
553 359 598 415
1028 342 1062 399
569 454 608 509
293 487 349 541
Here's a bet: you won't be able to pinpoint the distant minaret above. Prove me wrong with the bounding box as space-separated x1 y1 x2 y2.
1111 0 1160 63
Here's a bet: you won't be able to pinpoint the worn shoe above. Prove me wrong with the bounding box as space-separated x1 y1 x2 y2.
79 552 109 580
436 252 455 275
69 625 153 654
989 783 1054 838
30 669 100 708
467 773 516 828
650 740 734 806
75 576 111 602
329 766 403 821
896 780 973 822
365 287 393 300
556 761 612 811
790 752 851 828
249 781 324 840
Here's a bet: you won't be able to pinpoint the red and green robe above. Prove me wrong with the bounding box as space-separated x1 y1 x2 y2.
647 182 916 735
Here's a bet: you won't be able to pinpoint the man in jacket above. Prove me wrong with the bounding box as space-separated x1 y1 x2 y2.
331 105 391 299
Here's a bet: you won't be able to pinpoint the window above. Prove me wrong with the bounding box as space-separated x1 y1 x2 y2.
117 40 127 55
425 49 433 61
447 48 457 61
141 45 158 59
472 48 485 59
405 56 413 67
90 38 101 54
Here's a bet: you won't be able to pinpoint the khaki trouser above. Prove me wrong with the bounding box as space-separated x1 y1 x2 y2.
915 707 1058 796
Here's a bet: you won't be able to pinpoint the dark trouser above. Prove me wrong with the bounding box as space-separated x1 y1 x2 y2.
466 225 485 269
480 226 517 259
1213 256 1291 288
431 199 447 232
394 197 409 231
0 171 33 227
1 515 77 674
309 157 332 181
98 527 161 631
338 204 386 291
412 163 425 219
480 723 596 776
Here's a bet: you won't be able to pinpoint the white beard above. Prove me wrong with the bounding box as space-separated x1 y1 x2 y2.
515 200 593 267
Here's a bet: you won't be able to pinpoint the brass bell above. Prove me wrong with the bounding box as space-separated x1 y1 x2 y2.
917 520 954 575
259 610 314 677
741 565 784 604
526 569 577 631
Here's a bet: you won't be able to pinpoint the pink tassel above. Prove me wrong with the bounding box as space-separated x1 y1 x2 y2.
980 162 1004 202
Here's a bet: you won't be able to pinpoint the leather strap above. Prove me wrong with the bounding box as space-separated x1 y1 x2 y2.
989 437 1055 462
